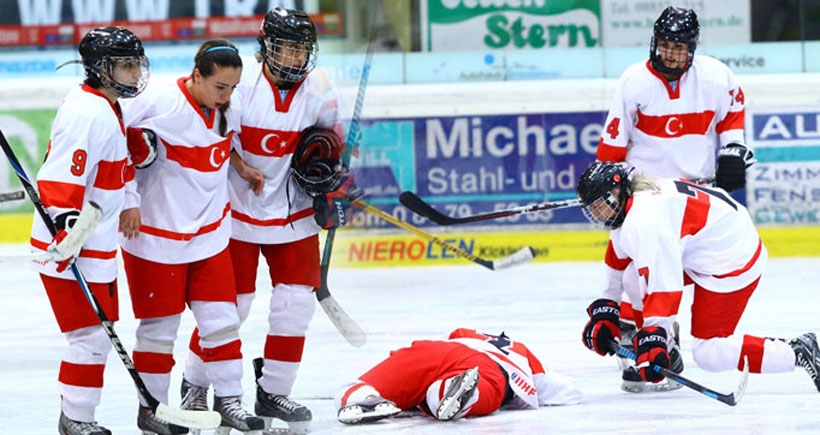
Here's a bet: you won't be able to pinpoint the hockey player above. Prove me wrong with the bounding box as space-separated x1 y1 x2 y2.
28 26 149 435
577 162 820 393
178 9 359 435
118 39 264 435
594 5 756 392
335 328 583 425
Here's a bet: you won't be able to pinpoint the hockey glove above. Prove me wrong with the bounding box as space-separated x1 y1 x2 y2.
51 210 81 273
582 298 621 356
126 127 158 169
715 143 755 191
312 170 364 229
632 326 671 383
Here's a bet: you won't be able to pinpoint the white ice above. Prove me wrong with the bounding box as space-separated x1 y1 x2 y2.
1 243 819 434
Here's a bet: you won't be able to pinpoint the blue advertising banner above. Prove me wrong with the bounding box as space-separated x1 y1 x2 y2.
350 111 605 228
745 108 820 226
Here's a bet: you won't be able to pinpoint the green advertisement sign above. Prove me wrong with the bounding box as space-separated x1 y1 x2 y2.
422 0 601 51
0 110 55 214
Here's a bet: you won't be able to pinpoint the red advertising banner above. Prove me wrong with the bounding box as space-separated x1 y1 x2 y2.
0 12 342 47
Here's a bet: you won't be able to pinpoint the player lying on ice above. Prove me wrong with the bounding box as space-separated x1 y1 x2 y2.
333 328 583 424
577 161 820 392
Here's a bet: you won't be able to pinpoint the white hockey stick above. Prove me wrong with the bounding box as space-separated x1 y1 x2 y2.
0 201 103 263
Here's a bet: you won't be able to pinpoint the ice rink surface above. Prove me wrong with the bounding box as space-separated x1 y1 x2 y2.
0 243 818 434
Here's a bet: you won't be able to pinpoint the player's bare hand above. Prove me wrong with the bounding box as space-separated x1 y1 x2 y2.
230 150 265 194
119 207 141 239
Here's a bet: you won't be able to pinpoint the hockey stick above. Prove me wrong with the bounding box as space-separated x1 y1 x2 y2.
610 341 748 406
0 130 221 429
0 201 102 263
314 21 381 348
0 190 24 202
352 198 535 270
399 191 582 226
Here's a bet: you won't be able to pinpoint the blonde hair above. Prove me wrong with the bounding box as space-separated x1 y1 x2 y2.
630 172 662 193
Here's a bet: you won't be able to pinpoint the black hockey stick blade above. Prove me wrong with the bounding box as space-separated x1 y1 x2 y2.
610 341 748 406
399 191 581 226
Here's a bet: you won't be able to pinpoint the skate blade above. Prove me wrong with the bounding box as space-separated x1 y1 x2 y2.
621 378 684 393
436 368 479 421
215 427 262 435
339 403 401 424
260 416 310 435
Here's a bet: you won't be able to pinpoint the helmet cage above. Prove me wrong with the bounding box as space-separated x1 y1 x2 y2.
581 191 626 229
261 37 316 85
576 162 631 229
649 7 699 77
290 126 344 196
290 159 344 197
89 55 150 98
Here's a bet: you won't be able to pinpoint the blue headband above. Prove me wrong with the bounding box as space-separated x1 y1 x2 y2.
204 46 238 54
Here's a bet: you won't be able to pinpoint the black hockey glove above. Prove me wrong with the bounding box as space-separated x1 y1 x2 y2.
582 298 621 356
715 143 755 191
633 326 670 383
313 170 363 229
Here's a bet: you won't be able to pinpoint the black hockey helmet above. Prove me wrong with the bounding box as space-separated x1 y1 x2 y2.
291 126 345 196
649 6 699 77
77 26 149 98
576 162 632 229
258 7 317 86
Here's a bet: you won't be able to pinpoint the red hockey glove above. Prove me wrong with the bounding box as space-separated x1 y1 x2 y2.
312 170 363 229
51 210 81 273
126 127 158 169
633 326 671 383
715 143 755 191
582 298 621 356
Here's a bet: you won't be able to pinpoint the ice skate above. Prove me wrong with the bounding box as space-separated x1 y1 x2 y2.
253 357 311 435
338 394 401 424
790 332 820 392
180 378 209 412
179 377 209 434
58 412 111 435
137 405 189 435
213 395 265 434
436 366 480 421
621 332 684 394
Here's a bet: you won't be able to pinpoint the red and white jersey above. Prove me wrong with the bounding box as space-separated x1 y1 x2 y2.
30 84 133 283
119 77 239 264
597 55 746 180
601 179 767 333
447 328 582 409
229 59 344 244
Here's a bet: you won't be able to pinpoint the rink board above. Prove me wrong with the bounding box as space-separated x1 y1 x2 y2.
2 213 817 265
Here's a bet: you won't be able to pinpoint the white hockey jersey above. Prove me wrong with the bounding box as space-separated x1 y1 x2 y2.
30 84 133 283
601 179 767 334
228 58 345 244
119 77 240 264
447 328 583 409
597 55 746 180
